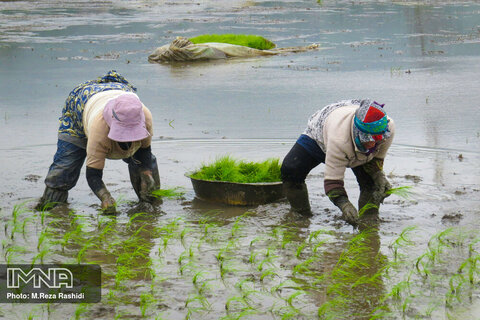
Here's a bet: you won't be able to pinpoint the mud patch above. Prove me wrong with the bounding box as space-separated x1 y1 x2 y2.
23 174 41 182
441 211 463 225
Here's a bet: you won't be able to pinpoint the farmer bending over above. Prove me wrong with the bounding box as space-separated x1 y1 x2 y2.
281 99 395 226
37 71 160 213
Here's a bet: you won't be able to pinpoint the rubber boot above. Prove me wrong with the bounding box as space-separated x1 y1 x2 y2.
358 187 379 216
283 181 312 217
36 187 68 210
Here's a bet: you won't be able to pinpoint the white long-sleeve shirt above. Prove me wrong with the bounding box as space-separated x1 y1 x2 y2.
303 100 395 181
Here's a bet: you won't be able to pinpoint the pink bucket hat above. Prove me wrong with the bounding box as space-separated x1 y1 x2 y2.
103 93 150 142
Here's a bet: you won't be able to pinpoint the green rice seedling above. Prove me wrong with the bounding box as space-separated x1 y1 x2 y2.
265 246 275 258
295 241 308 258
270 280 299 295
225 295 252 313
312 240 328 255
31 245 51 264
178 250 190 267
385 280 410 301
189 34 276 50
8 202 29 240
249 250 261 264
76 239 98 264
447 273 465 306
286 290 306 310
423 301 442 318
412 228 457 279
5 245 28 264
113 311 129 319
358 203 379 217
388 226 416 262
250 235 267 247
292 256 317 276
151 187 186 199
273 226 298 250
39 208 50 225
401 295 413 316
185 293 211 311
468 236 480 257
222 309 257 320
257 255 277 272
180 227 192 248
12 202 26 223
179 261 195 276
140 292 157 317
219 259 232 280
234 278 259 302
230 213 251 238
74 303 89 320
155 314 168 320
1 238 8 250
415 253 432 278
433 227 455 249
317 296 348 320
27 309 38 320
127 212 150 225
37 228 49 251
216 238 237 262
197 279 213 296
234 278 253 292
260 268 278 282
308 229 331 243
281 308 301 320
21 216 35 236
190 155 282 183
385 186 413 199
60 223 84 249
192 271 208 285
460 254 480 284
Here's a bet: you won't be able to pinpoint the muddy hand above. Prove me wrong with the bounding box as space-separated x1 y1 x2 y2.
99 188 117 215
339 201 359 226
139 170 156 203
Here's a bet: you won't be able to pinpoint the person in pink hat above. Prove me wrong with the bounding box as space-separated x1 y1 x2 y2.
37 71 159 214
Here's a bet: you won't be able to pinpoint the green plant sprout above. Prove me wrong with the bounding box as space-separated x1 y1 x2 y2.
74 303 89 320
358 203 379 217
386 186 413 198
389 226 416 261
139 292 157 317
151 187 186 199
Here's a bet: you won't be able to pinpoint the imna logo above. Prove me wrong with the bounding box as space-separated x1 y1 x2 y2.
7 267 73 289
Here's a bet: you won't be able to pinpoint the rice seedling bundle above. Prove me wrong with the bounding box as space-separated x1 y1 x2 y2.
190 155 282 183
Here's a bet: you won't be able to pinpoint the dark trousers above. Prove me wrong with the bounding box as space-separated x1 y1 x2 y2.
44 139 160 194
281 142 373 190
44 139 87 191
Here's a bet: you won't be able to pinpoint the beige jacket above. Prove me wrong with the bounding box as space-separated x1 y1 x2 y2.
304 104 395 181
82 90 153 170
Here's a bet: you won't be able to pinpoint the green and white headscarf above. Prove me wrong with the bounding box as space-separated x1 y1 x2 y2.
353 99 391 153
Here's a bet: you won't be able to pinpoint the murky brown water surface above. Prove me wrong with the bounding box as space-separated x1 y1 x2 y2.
1 1 480 319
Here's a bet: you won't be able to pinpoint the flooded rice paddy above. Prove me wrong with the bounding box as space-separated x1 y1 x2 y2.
1 0 480 319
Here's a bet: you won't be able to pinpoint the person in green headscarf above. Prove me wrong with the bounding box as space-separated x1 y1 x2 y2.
281 99 395 226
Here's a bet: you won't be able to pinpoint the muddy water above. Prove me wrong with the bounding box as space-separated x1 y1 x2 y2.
1 1 480 319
